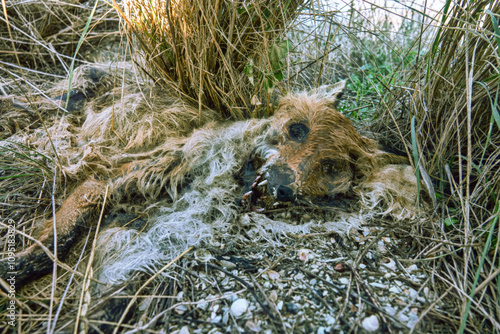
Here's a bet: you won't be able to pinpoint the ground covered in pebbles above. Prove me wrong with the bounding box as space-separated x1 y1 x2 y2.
90 210 438 334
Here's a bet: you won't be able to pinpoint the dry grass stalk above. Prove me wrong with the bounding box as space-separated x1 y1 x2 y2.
119 0 304 119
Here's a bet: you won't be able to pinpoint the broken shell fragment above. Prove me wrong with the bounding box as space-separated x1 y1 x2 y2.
334 263 345 272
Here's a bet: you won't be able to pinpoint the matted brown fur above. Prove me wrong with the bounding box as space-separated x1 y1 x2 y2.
0 67 424 288
244 82 416 214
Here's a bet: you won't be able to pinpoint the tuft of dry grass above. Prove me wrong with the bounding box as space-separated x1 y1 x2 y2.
0 0 120 76
373 1 500 331
117 0 304 119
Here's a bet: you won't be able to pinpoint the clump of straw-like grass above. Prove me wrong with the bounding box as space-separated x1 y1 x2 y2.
117 0 304 119
0 0 120 88
0 141 54 221
374 1 500 331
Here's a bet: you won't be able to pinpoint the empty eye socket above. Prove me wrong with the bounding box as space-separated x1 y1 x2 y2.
321 159 343 175
288 123 310 143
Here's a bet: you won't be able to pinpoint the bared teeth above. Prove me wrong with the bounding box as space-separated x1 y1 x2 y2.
251 175 262 188
257 180 268 187
242 191 253 200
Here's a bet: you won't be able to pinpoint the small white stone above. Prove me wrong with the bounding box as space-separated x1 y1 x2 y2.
317 326 326 334
174 304 188 315
369 282 387 289
211 315 222 323
245 320 261 332
325 314 336 325
389 286 401 294
339 277 349 285
384 305 397 316
219 260 236 268
269 290 278 303
408 312 419 328
409 288 418 299
277 300 283 310
407 264 418 272
230 299 249 317
179 326 191 334
423 287 430 298
377 240 387 253
268 270 280 280
362 315 380 332
295 273 305 281
398 313 410 322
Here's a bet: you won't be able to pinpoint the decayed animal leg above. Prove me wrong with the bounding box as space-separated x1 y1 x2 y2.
0 178 107 288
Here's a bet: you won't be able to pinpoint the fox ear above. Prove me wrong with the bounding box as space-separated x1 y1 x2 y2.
309 80 346 106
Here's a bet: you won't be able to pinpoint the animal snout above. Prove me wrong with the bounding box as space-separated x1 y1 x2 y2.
276 185 294 202
266 164 297 202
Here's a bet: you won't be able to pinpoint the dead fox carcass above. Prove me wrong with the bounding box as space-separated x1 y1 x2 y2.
0 65 423 288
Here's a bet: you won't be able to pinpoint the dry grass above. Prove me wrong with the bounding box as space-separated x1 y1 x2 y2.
1 0 500 333
0 0 120 78
373 1 500 331
117 0 304 119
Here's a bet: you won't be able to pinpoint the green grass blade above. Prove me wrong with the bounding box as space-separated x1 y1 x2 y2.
487 10 500 57
65 0 99 110
427 0 451 80
411 116 420 204
0 146 53 174
0 173 43 180
458 201 500 334
474 81 499 166
4 140 54 161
